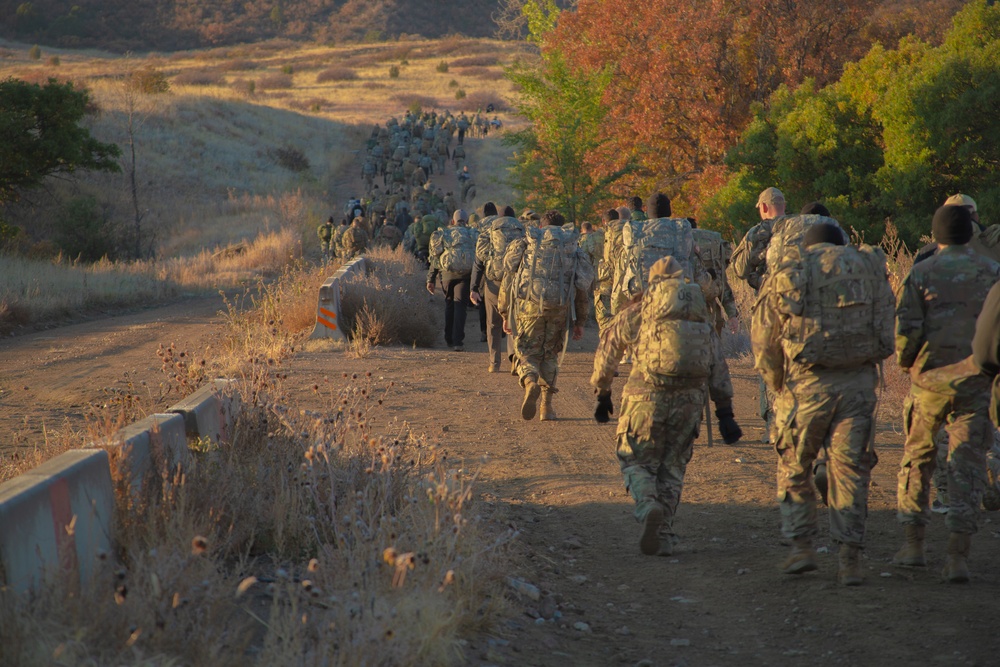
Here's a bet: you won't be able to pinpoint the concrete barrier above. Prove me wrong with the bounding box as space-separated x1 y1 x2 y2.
167 378 239 446
109 413 190 492
0 450 114 593
310 256 370 341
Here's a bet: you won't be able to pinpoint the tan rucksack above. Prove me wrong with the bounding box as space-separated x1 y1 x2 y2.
619 218 696 297
509 224 591 309
770 242 895 369
764 214 846 276
691 228 730 298
430 226 477 274
476 216 524 283
637 274 713 382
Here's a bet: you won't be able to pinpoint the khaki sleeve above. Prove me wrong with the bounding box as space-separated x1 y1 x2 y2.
895 271 925 371
590 303 642 392
750 279 785 393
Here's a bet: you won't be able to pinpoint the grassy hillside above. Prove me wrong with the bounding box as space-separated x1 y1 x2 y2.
0 0 509 51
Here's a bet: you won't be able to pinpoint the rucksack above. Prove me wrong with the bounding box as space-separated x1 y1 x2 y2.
976 224 1000 264
637 274 713 382
770 243 895 369
511 224 587 309
477 216 524 283
691 228 730 297
431 226 477 274
764 214 845 277
414 215 440 251
619 218 696 297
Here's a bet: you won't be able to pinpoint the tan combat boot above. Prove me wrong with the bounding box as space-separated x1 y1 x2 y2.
838 544 863 586
942 532 971 583
639 505 665 556
781 537 819 575
539 387 556 421
521 377 541 420
892 525 926 567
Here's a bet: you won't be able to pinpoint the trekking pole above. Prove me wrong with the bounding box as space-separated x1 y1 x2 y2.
704 391 714 447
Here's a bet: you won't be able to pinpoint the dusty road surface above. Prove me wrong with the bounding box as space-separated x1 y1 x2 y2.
280 314 1000 667
0 295 226 456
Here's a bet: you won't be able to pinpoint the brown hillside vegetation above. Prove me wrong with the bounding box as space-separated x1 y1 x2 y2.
0 0 509 51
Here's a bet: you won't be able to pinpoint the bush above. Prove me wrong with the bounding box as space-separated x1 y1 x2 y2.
28 45 41 60
47 55 60 66
131 66 170 94
269 146 310 172
173 69 224 86
231 78 255 97
224 59 258 71
315 67 357 83
448 79 459 88
436 60 449 73
257 73 293 90
451 55 499 68
454 88 466 100
55 196 120 262
388 65 400 79
280 64 294 75
340 245 438 347
392 94 438 111
455 66 504 81
456 90 509 112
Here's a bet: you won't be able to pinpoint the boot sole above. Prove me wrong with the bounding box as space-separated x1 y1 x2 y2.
838 574 863 586
640 507 664 556
782 555 819 575
521 384 541 420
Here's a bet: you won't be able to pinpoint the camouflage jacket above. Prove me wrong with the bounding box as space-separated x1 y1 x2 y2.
578 230 605 283
497 235 591 324
340 225 369 257
731 217 779 291
896 245 1000 379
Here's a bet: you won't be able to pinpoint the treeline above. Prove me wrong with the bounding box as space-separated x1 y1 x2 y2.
508 0 977 246
0 0 503 51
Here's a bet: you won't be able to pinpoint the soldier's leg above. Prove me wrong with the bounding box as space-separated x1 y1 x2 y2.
537 311 567 389
484 284 504 368
443 279 456 348
450 277 470 348
943 385 993 535
595 293 612 337
897 386 950 527
931 430 950 512
775 390 835 541
514 313 543 385
616 397 664 523
654 388 705 547
826 379 878 547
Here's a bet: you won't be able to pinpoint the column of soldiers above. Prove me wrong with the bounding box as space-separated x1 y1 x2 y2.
323 107 499 263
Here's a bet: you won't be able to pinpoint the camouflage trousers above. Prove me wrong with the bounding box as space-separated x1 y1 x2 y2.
898 376 993 533
595 293 613 336
774 367 878 546
616 385 706 533
514 305 569 389
708 330 734 405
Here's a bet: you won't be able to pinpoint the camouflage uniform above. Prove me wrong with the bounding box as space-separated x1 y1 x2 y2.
579 229 605 323
895 246 1000 533
498 235 592 391
340 222 369 259
591 261 718 546
595 219 626 334
317 221 334 257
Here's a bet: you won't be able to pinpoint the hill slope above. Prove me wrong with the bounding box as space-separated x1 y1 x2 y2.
0 0 507 51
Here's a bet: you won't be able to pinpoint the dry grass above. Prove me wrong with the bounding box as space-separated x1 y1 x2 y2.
340 246 439 348
315 66 358 82
257 72 294 90
0 254 513 663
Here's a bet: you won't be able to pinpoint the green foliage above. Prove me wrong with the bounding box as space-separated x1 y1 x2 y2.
0 77 121 204
55 196 119 261
28 44 41 60
281 64 294 75
454 88 466 100
47 55 59 66
363 30 384 43
504 2 635 223
448 79 459 88
436 61 449 73
388 65 400 79
407 101 422 117
709 0 1000 246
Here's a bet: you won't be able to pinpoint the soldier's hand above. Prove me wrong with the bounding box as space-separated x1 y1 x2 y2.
470 291 481 305
572 324 584 340
502 318 512 335
426 283 435 295
727 316 739 335
594 391 614 423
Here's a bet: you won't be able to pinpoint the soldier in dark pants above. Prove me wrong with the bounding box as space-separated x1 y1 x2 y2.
427 209 473 351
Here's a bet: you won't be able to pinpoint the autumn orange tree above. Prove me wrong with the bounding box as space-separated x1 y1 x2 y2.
545 0 880 222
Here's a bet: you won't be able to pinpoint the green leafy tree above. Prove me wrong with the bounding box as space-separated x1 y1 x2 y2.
708 1 1000 246
0 77 120 205
504 0 634 223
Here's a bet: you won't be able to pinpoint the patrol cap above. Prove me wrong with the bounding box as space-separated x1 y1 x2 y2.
616 206 632 222
756 187 785 208
944 193 977 212
520 209 541 221
453 209 469 223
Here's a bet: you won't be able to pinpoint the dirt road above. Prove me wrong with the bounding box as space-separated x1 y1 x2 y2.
282 316 1000 667
0 296 226 456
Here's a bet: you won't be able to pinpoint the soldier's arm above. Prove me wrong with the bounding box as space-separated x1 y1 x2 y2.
894 272 925 371
691 255 720 302
590 303 642 392
730 231 755 282
973 281 1000 377
750 280 786 393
